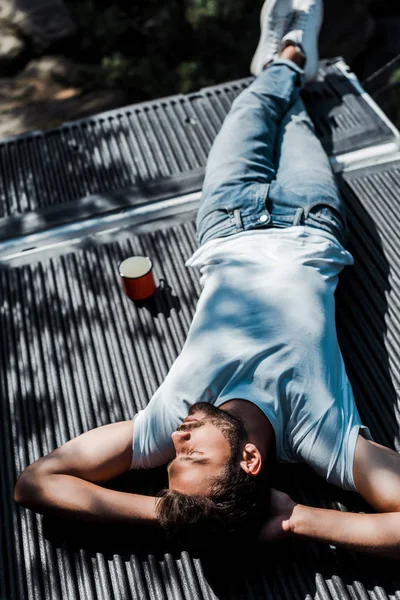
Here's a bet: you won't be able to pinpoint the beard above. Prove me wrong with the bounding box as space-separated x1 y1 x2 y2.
186 402 248 459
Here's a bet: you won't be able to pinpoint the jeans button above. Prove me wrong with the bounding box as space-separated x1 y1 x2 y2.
258 214 269 224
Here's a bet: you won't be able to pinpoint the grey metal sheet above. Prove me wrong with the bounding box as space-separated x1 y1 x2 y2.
302 59 396 155
0 60 395 224
337 160 400 448
2 158 400 598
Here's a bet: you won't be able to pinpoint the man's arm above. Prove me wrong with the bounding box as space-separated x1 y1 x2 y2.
14 421 158 525
261 435 400 558
288 504 400 557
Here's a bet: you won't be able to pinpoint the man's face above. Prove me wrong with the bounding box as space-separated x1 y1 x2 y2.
167 402 247 496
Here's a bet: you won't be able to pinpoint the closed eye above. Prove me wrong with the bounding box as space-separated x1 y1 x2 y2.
180 456 209 465
167 451 207 469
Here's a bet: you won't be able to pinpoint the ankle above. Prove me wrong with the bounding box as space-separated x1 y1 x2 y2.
279 44 306 68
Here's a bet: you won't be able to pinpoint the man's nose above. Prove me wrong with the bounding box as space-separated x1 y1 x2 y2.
171 430 191 443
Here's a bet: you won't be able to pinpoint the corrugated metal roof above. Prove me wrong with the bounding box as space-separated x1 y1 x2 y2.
1 59 400 599
337 161 400 447
303 59 397 155
2 159 400 597
0 60 395 222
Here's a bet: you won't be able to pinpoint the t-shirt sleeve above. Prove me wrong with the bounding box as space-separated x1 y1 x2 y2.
130 386 179 470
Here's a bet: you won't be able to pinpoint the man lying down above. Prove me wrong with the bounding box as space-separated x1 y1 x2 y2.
15 0 400 557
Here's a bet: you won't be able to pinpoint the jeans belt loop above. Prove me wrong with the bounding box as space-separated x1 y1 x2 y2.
234 209 244 232
293 207 303 226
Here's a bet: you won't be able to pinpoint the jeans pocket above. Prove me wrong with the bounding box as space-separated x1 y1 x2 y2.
305 203 347 243
306 202 346 228
196 207 238 245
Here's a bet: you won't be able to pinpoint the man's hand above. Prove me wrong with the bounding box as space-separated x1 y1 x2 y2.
259 488 297 542
259 437 400 558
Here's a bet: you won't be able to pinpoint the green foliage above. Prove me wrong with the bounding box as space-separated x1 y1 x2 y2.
64 0 264 101
187 0 219 24
390 68 400 85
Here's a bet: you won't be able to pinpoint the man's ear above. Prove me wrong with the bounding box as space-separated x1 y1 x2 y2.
239 443 262 476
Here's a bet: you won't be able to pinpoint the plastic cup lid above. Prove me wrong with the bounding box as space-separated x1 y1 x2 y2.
119 256 153 279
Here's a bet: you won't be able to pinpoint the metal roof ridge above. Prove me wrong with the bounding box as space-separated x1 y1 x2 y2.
335 60 400 150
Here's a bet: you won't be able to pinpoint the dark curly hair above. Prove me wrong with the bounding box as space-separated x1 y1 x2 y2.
156 453 270 544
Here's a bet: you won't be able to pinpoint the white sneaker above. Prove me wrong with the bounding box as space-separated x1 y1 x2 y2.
280 0 323 81
250 0 294 76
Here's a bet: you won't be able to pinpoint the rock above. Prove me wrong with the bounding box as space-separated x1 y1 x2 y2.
23 56 78 84
0 88 128 139
0 0 76 51
0 21 26 72
0 52 127 139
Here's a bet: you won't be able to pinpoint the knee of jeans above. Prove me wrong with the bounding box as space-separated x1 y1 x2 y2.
282 112 316 138
295 113 315 131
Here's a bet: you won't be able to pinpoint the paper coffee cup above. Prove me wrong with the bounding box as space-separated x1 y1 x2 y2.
119 256 156 301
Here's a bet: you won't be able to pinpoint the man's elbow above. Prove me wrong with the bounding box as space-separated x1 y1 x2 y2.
14 464 45 509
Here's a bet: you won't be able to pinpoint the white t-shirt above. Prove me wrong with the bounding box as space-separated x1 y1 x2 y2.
131 226 371 491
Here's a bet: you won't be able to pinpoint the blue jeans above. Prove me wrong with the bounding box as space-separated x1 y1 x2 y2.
196 59 347 246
